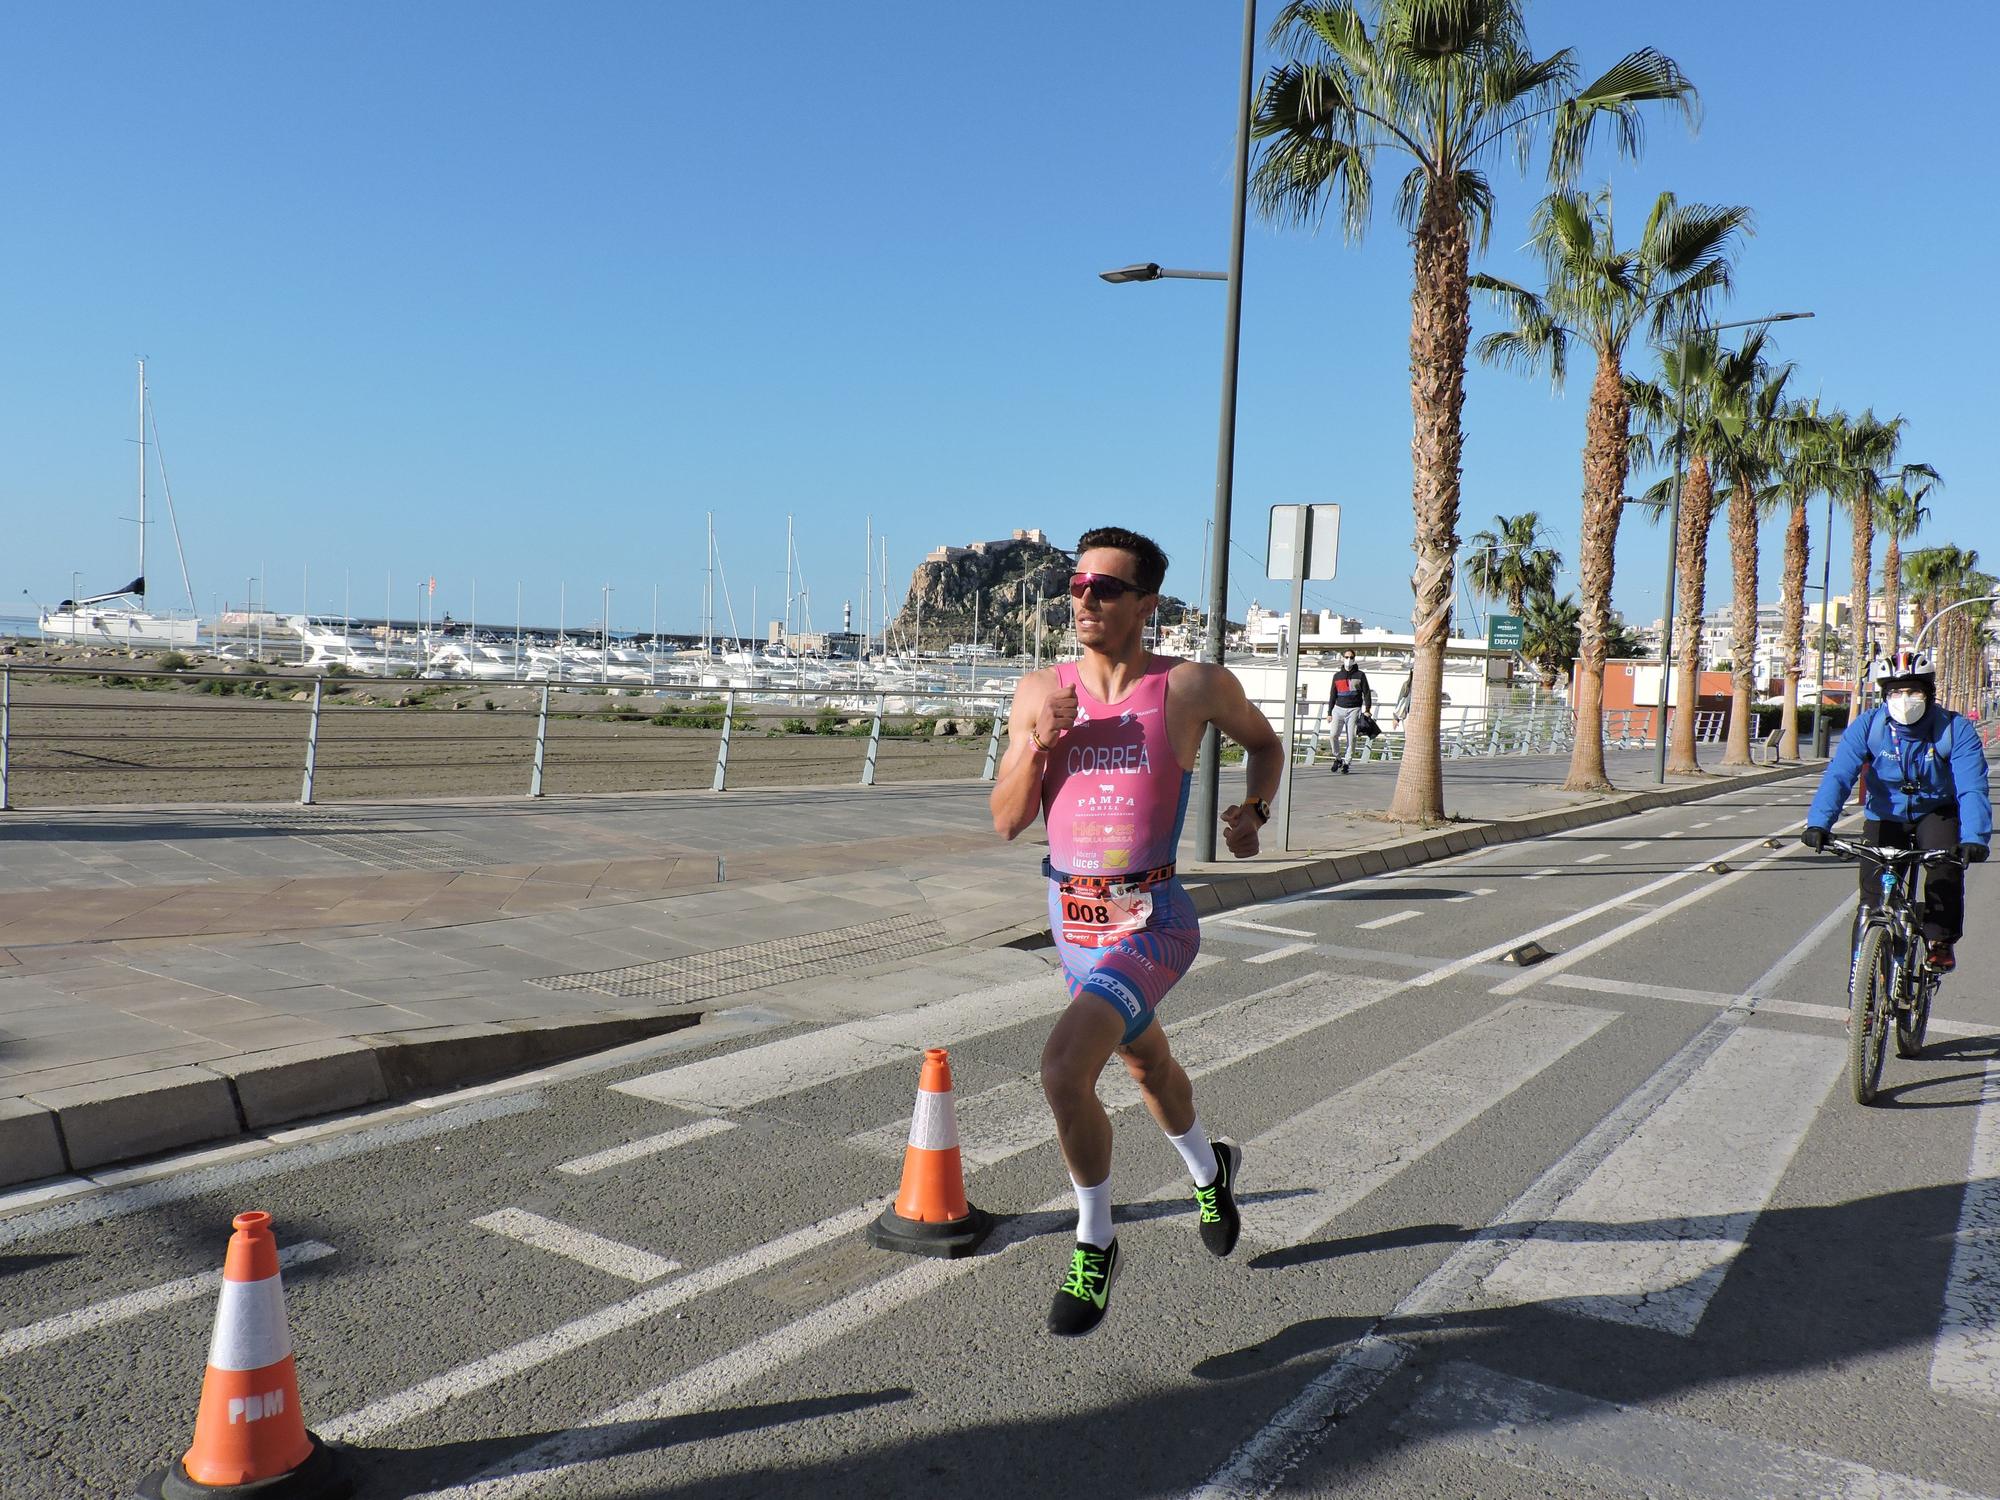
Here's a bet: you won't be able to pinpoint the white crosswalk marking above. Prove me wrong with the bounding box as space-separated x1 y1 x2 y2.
1479 1026 1843 1335
1934 1063 2000 1408
1396 1361 1995 1500
1245 941 1316 964
1357 909 1420 930
612 976 1055 1109
846 975 1405 1166
471 1209 680 1283
555 1118 737 1176
1245 1000 1617 1249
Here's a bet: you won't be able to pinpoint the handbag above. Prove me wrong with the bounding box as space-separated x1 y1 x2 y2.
1357 711 1381 739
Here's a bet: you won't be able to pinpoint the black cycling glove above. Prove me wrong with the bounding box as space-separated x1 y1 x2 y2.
1959 843 1989 865
1801 826 1830 852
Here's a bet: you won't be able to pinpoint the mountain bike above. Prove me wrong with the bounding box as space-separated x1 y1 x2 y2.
1814 836 1961 1104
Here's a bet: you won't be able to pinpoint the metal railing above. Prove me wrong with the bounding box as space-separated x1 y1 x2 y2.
1273 703 1723 766
0 664 1014 811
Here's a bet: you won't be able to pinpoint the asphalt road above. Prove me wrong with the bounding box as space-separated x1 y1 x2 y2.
4 772 1998 1499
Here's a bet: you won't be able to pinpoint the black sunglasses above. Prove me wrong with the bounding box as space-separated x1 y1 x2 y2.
1069 571 1141 602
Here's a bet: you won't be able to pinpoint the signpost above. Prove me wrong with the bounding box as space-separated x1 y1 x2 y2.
1267 504 1340 853
1487 613 1524 653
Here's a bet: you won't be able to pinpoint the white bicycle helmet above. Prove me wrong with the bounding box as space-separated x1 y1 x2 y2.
1872 648 1935 693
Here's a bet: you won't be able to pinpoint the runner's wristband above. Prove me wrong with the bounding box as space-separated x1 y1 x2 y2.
1029 728 1056 753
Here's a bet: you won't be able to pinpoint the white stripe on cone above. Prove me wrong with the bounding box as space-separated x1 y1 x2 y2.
206 1275 293 1373
907 1088 960 1152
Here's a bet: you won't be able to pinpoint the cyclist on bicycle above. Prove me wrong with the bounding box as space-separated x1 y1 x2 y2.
1802 648 1992 970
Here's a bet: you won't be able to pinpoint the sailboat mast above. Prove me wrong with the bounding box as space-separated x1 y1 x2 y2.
136 358 147 597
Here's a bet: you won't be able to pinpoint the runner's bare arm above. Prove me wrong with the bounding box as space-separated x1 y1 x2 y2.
1182 662 1282 858
990 669 1069 840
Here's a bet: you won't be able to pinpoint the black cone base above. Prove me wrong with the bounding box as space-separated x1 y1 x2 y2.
137 1434 352 1500
868 1201 995 1258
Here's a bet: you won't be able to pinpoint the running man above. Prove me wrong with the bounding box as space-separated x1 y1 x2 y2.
990 526 1283 1336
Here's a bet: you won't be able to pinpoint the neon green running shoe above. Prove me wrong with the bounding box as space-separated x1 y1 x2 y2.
1048 1239 1119 1337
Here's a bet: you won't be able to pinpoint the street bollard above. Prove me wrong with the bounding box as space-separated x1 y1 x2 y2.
299 678 323 805
861 693 886 786
529 684 550 798
981 697 1009 781
0 667 10 811
713 690 736 791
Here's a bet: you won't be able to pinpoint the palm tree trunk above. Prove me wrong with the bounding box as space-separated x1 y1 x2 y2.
1883 536 1902 656
1563 354 1627 793
1778 489 1809 760
1666 454 1713 774
1850 495 1873 693
1387 190 1470 824
1722 462 1759 766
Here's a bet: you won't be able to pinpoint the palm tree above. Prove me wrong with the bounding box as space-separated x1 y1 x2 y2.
1704 333 1792 766
1521 588 1581 690
1474 187 1747 791
1465 512 1562 616
1766 399 1843 760
1876 470 1941 654
1902 543 1960 645
1252 0 1695 822
1630 333 1728 774
1823 409 1906 689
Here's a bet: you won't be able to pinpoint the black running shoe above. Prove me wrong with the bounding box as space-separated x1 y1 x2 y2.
1048 1240 1119 1337
1194 1141 1242 1257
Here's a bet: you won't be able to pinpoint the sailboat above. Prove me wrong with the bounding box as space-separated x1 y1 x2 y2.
40 360 201 648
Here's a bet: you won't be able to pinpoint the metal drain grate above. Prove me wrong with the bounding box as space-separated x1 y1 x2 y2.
228 811 486 872
533 911 947 1004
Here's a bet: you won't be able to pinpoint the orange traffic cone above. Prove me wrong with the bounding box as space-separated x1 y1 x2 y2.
138 1212 351 1500
868 1048 995 1258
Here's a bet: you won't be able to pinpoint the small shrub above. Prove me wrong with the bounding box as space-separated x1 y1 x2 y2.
484 699 496 711
156 651 190 673
814 706 842 735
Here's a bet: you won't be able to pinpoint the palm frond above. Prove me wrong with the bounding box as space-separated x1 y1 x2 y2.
1550 47 1697 184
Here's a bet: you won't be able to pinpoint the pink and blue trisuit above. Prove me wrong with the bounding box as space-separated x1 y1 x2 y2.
1041 656 1200 1044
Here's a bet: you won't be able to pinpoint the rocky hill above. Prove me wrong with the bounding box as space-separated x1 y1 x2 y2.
890 534 1193 652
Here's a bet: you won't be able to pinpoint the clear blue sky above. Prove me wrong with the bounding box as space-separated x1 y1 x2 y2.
2 2 1989 638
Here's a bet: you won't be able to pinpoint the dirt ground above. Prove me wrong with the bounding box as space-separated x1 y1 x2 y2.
0 675 1003 807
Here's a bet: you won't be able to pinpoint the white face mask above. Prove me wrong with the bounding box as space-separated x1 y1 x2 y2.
1886 690 1928 726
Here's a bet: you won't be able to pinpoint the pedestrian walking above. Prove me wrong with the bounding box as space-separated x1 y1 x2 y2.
1326 649 1373 773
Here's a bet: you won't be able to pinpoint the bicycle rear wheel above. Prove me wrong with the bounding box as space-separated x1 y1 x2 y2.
1896 969 1935 1058
1850 926 1891 1105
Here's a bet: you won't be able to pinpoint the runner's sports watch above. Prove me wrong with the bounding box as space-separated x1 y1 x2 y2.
1248 798 1271 825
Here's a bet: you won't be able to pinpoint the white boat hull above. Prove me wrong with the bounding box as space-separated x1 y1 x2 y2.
39 608 200 649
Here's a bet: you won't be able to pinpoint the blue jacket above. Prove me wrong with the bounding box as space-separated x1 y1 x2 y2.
1806 704 1993 843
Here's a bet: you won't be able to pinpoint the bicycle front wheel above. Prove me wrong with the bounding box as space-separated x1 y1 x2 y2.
1896 969 1936 1059
1850 926 1892 1104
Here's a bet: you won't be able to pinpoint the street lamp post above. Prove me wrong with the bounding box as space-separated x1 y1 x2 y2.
1809 482 1839 757
1651 310 1815 785
1098 0 1255 862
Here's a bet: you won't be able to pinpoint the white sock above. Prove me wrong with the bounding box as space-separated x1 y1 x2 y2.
1167 1117 1218 1187
1071 1176 1113 1247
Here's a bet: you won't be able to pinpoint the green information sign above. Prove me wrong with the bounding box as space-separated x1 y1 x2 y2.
1488 613 1524 651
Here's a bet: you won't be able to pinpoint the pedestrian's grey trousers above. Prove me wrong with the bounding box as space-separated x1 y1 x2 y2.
1329 705 1362 762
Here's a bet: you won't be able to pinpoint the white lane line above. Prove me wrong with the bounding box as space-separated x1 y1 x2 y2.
847 975 1406 1166
1574 852 1609 865
1396 1361 1993 1500
1714 812 1737 821
1446 887 1496 904
1479 1027 1843 1335
1246 941 1317 965
1356 909 1421 931
0 1092 542 1251
323 1203 881 1442
1522 868 1561 880
1934 1064 2000 1408
1489 839 1798 997
1619 840 1649 851
409 1163 1213 1500
0 1241 335 1360
1219 919 1316 938
612 975 1054 1109
1690 821 1711 829
555 1118 737 1177
471 1210 679 1284
1661 830 1682 838
1191 901 1841 1500
1247 1001 1617 1249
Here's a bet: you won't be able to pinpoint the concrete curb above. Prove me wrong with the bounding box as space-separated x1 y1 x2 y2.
8 1005 705 1190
